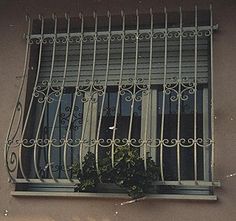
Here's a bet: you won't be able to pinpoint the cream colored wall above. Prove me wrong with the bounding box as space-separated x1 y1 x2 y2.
0 0 236 220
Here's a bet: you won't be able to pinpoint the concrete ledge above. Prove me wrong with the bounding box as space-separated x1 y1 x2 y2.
11 191 218 201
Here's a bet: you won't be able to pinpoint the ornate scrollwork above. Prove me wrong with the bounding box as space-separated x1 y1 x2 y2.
4 100 23 180
119 78 149 102
124 32 137 41
146 139 161 148
33 80 62 103
167 30 180 38
111 33 123 41
76 80 104 103
7 152 18 173
139 32 151 40
179 138 195 147
153 31 166 39
196 138 213 147
103 106 116 116
8 102 23 144
164 77 196 102
161 138 177 147
59 105 83 131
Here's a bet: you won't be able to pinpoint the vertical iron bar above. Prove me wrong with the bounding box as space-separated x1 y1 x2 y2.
62 14 84 180
111 10 125 167
79 12 98 170
210 4 215 182
70 93 74 178
20 16 45 140
176 7 183 183
46 102 50 176
95 11 112 172
143 8 153 170
47 14 71 181
193 5 198 183
127 9 139 141
5 16 32 181
33 15 58 181
160 8 168 182
203 87 209 181
58 102 62 178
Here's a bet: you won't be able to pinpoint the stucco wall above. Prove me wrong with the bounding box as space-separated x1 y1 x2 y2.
0 0 236 220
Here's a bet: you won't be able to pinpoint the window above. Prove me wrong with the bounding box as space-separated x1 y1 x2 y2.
5 6 220 198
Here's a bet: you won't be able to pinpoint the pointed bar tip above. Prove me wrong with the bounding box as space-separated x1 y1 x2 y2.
107 10 110 17
25 15 30 22
149 8 153 15
164 7 167 14
93 11 97 18
38 14 45 20
65 13 70 19
52 13 57 20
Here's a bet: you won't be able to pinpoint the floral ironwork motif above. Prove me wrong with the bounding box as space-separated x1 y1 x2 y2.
59 106 83 131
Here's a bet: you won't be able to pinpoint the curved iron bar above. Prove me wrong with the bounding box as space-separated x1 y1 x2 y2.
79 12 98 172
159 7 168 182
32 14 58 182
176 6 183 183
142 8 153 170
4 16 32 182
95 11 112 174
110 10 126 167
46 13 71 182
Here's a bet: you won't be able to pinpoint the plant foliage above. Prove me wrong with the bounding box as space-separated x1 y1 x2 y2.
73 145 159 199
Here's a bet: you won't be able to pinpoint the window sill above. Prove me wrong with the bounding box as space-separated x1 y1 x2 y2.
11 191 218 201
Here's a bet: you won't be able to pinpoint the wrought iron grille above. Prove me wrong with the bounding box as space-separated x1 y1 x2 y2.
5 6 220 192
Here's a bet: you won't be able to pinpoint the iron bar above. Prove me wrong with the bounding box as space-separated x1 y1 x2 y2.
4 16 32 182
176 7 183 184
193 5 198 183
143 8 154 170
111 10 126 167
47 14 71 182
95 11 112 173
33 14 58 181
63 13 84 181
210 4 215 183
79 12 98 171
19 16 45 181
160 7 168 182
127 9 139 141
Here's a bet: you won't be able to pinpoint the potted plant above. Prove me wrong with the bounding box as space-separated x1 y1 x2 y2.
73 152 100 192
72 145 159 199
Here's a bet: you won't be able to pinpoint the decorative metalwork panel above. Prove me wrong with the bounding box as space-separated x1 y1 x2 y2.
4 6 220 190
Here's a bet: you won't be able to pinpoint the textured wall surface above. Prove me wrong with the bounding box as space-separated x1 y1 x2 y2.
0 0 236 220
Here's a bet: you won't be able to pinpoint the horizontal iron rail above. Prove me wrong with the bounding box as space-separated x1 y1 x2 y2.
28 25 218 40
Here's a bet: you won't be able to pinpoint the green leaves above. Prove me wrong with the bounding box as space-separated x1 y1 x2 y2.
73 152 100 192
73 145 159 199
